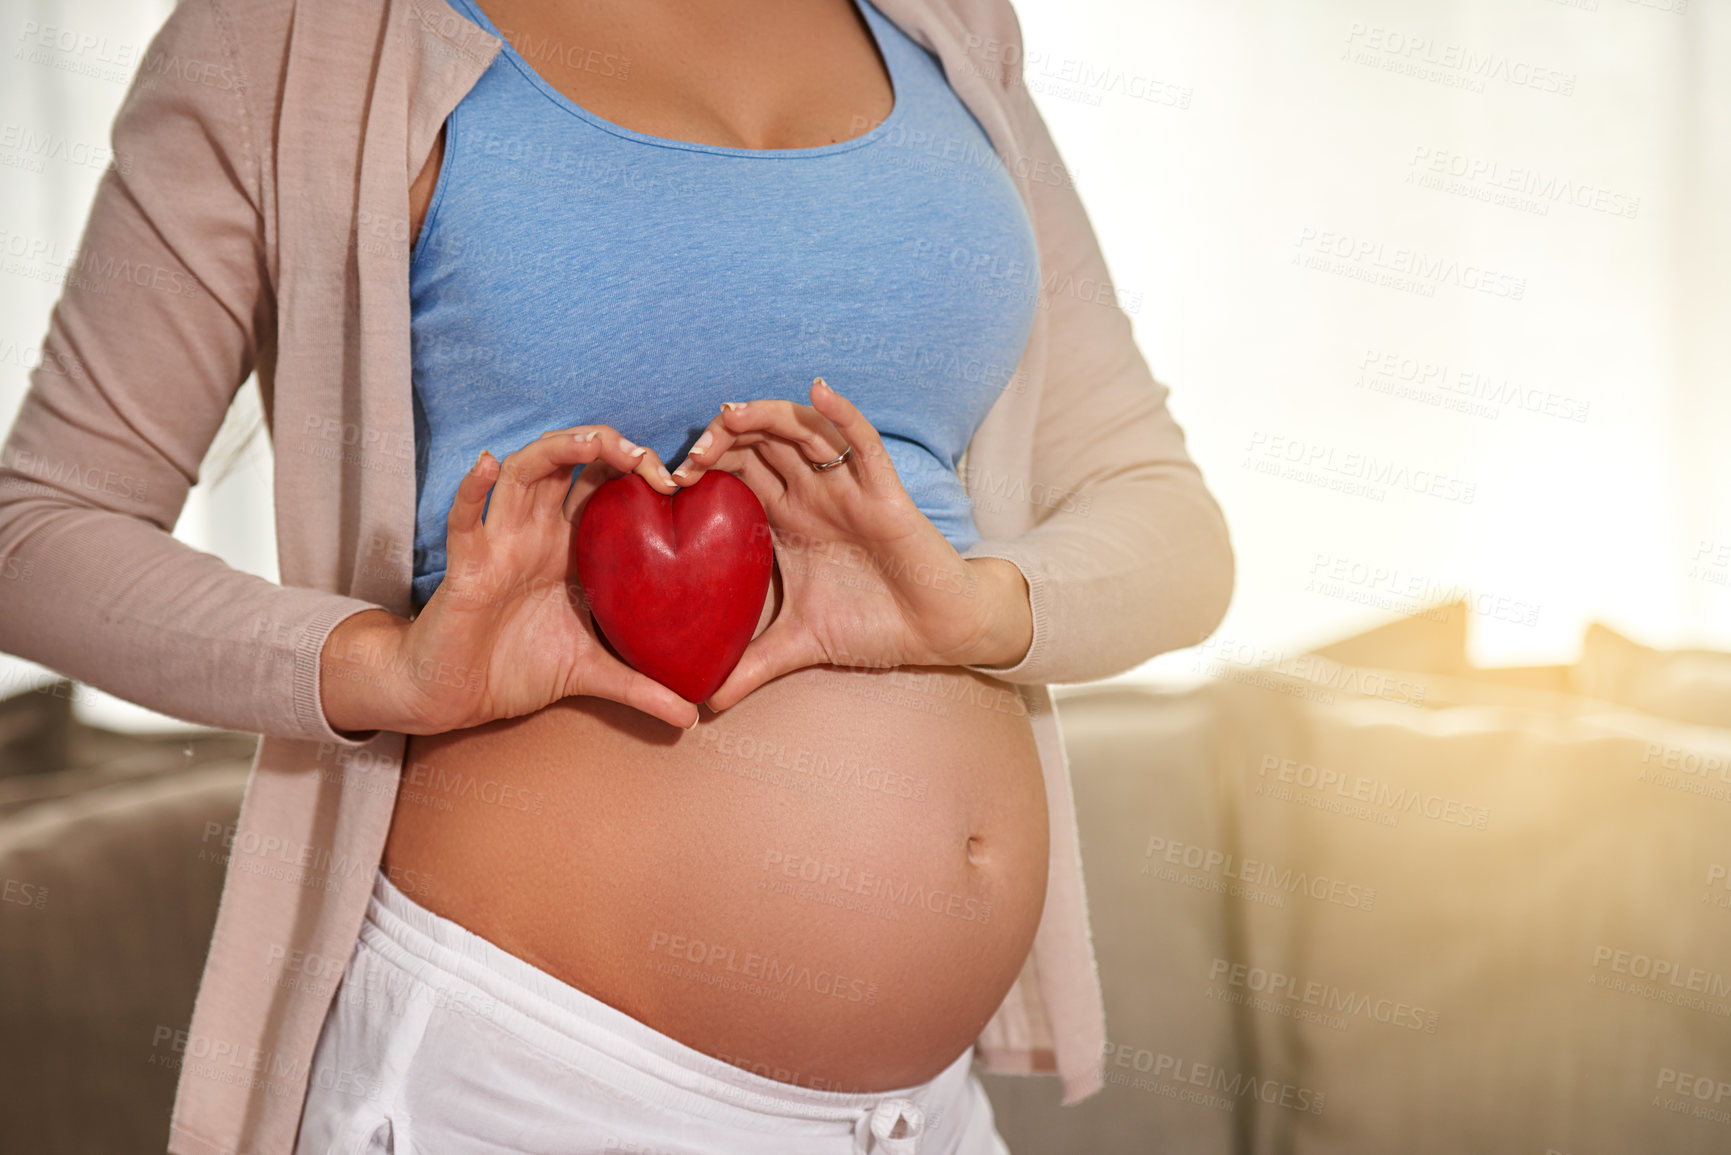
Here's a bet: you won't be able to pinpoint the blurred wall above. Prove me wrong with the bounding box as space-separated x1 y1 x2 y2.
1003 0 1731 677
0 0 258 731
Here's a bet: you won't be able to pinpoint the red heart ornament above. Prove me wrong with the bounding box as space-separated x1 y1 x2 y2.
573 470 774 704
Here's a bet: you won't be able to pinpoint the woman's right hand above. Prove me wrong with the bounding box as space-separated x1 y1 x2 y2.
318 426 700 735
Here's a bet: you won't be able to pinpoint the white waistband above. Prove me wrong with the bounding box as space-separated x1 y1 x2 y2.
363 868 972 1139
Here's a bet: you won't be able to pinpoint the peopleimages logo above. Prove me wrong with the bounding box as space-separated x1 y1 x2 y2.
1101 1040 1326 1115
1654 1066 1731 1127
1590 946 1731 999
1407 146 1640 220
646 930 879 1005
1257 754 1492 830
1208 958 1440 1032
1355 347 1591 424
759 849 992 924
1342 22 1576 96
1293 227 1526 301
1143 835 1377 911
0 121 129 174
1193 634 1430 708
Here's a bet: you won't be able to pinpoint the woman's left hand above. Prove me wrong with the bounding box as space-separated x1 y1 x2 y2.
670 378 1033 711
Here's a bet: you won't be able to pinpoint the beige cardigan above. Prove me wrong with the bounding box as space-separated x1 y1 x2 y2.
0 0 1233 1149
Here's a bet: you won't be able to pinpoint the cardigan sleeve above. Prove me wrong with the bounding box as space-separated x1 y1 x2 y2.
0 0 387 745
960 86 1235 687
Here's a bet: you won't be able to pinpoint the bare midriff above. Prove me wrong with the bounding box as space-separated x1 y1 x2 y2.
381 633 1049 1092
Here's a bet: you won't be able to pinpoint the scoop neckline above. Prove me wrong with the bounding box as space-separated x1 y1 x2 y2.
455 0 904 159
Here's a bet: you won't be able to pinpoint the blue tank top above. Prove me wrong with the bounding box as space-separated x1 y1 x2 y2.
409 0 1040 608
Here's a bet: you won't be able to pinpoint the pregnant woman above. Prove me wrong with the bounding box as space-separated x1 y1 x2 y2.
0 0 1232 1151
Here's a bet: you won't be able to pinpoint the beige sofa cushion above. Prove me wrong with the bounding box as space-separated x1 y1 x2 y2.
990 659 1731 1155
0 765 247 1153
1576 623 1731 730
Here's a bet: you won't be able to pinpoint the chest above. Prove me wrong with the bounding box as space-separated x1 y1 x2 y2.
469 0 895 151
407 0 1040 451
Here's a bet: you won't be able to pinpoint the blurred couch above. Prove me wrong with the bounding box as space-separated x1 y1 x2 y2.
982 607 1731 1154
4 607 1731 1153
0 687 254 1150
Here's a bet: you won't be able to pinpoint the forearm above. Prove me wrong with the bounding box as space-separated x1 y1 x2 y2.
944 78 1232 686
958 556 1034 670
317 608 422 737
0 495 389 742
962 472 1235 686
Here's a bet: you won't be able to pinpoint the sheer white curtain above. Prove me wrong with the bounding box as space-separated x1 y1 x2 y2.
1 0 1725 731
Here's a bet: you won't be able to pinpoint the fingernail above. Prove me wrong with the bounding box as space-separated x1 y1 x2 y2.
692 431 713 455
685 716 699 731
656 465 674 486
574 430 599 442
619 438 647 457
814 376 830 392
721 401 747 413
672 459 693 478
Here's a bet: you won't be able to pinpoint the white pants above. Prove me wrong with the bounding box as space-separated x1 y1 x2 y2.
295 870 1011 1155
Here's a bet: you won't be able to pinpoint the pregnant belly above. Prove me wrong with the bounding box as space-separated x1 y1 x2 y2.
381 662 1049 1093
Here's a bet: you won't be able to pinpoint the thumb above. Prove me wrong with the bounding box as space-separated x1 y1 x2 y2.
706 620 817 712
576 649 700 730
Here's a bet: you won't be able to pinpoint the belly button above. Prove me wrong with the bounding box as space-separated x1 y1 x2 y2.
966 835 987 865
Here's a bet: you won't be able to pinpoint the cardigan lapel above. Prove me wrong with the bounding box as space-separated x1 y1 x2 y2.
353 0 500 615
399 0 502 194
270 0 497 609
